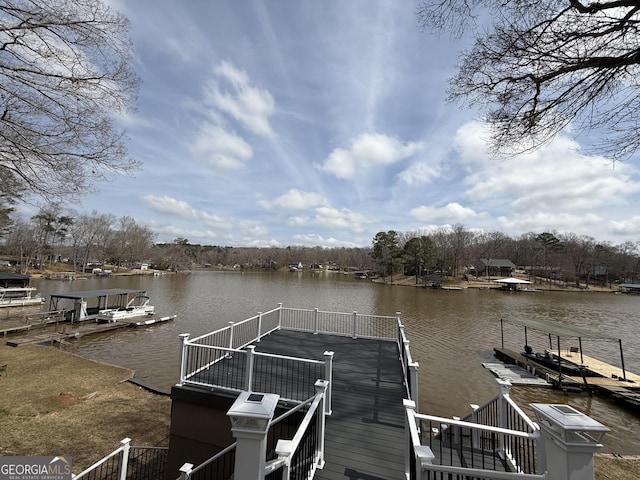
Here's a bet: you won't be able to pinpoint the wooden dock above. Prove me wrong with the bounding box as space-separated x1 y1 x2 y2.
0 310 66 337
5 315 176 347
493 347 640 411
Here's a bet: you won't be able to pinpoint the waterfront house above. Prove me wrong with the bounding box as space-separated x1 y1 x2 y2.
73 304 609 480
479 258 516 278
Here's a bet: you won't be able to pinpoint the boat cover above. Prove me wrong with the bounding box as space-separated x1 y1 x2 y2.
503 317 620 341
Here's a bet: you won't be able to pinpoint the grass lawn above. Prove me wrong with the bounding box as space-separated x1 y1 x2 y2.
0 343 170 473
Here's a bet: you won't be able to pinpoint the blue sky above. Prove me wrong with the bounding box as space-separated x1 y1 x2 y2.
38 0 640 247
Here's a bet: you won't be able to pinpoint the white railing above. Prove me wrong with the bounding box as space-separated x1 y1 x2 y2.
177 442 237 480
72 438 131 480
178 304 410 407
265 380 328 479
72 438 168 480
405 380 545 480
398 319 420 405
178 380 329 480
279 306 399 340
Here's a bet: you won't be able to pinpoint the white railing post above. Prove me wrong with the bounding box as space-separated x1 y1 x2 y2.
409 361 419 407
228 321 235 350
117 438 131 480
315 379 329 469
277 303 283 329
531 403 609 480
228 392 280 480
470 404 480 449
404 399 416 478
404 399 434 477
275 441 292 480
178 333 190 385
313 308 319 334
178 462 194 480
257 312 263 341
323 351 334 415
246 345 256 391
352 312 357 339
497 379 512 454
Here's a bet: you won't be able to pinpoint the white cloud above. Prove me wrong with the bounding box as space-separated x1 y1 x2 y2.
287 206 374 233
610 216 640 236
453 121 640 213
409 202 482 223
190 123 253 169
291 233 359 248
142 195 231 230
495 212 604 236
319 133 423 179
313 206 373 232
259 189 330 210
398 160 442 186
204 61 275 136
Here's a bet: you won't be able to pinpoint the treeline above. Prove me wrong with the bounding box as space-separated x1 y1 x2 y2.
371 227 640 288
0 205 374 274
1 207 639 287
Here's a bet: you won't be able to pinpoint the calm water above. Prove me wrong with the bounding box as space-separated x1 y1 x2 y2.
23 271 640 454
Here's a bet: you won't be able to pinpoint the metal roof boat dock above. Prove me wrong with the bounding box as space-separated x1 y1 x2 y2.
48 288 151 322
495 317 640 410
2 288 174 345
0 273 45 308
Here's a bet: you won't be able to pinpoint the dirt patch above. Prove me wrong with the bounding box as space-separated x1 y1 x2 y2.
58 393 77 406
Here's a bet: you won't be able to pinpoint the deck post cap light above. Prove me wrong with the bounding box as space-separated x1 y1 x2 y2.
227 391 280 432
531 403 609 444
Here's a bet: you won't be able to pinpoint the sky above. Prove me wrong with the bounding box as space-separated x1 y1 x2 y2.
34 0 640 247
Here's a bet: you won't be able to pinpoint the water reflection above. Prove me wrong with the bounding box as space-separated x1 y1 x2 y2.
27 271 640 454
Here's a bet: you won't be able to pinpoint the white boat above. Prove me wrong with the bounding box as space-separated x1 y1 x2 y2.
0 287 45 308
95 295 155 323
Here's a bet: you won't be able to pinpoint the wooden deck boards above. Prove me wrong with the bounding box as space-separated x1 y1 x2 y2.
254 330 407 480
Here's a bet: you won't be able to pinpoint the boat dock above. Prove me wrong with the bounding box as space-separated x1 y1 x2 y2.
494 347 640 410
496 316 640 410
4 315 176 347
48 288 152 322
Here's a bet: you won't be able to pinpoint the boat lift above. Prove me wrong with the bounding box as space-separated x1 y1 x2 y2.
499 317 627 381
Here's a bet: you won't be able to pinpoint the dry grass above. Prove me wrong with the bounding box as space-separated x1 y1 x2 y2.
595 455 640 480
0 343 170 473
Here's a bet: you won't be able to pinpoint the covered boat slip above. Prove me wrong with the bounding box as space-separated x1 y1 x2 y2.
48 288 150 322
0 273 44 308
497 317 637 387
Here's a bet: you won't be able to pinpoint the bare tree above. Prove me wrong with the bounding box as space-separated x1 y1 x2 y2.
417 0 640 160
3 218 38 273
0 0 140 202
106 216 156 269
68 211 114 272
28 204 73 267
560 233 595 288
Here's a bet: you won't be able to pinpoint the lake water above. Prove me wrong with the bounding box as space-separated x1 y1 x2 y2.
25 270 640 454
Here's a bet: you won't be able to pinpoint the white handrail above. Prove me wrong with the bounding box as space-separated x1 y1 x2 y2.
72 438 130 480
414 413 539 439
420 464 547 480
